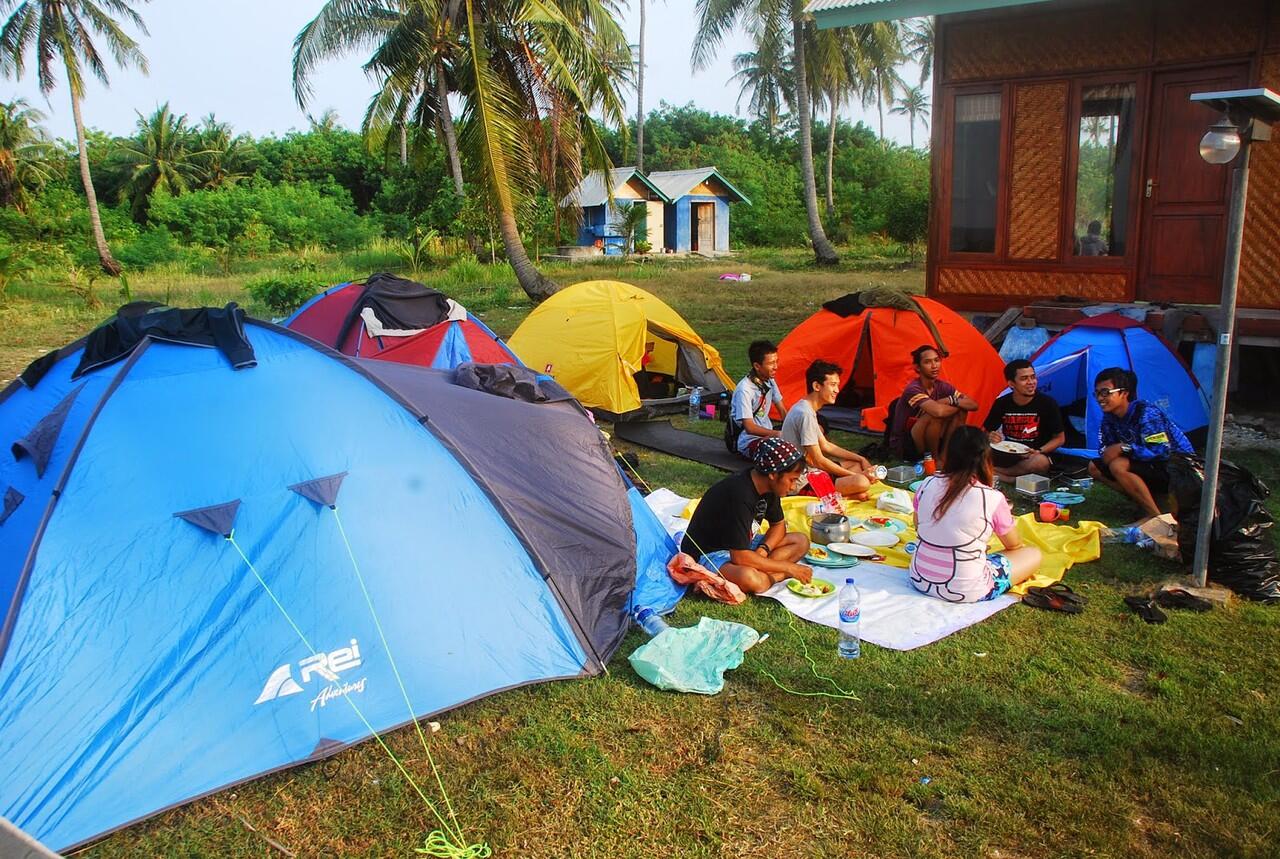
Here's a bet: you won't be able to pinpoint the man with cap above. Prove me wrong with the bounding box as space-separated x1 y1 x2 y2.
680 437 813 594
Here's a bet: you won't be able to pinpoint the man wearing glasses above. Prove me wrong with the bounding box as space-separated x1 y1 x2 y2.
1087 367 1193 518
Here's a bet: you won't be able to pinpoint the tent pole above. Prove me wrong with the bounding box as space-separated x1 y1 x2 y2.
1191 143 1251 589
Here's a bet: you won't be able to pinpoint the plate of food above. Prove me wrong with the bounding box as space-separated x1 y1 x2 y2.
787 577 836 598
827 541 876 558
991 439 1033 456
805 545 858 567
851 530 900 548
864 515 908 534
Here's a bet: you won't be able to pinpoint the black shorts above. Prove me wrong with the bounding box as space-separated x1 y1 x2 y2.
991 449 1026 470
1093 457 1171 494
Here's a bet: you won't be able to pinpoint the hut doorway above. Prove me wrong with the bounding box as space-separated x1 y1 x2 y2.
1137 64 1249 304
691 203 715 252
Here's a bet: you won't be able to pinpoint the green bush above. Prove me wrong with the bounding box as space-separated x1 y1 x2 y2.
115 226 183 269
245 274 327 315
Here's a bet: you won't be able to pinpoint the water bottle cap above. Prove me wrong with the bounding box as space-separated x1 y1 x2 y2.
845 577 854 584
635 607 653 621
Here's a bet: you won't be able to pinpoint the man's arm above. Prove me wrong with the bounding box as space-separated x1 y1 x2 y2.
1038 431 1066 455
817 434 871 470
741 417 780 439
918 396 960 418
803 442 856 478
953 391 980 412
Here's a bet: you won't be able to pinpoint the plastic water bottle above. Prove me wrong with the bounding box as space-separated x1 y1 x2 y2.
688 386 703 420
837 578 861 659
634 607 669 636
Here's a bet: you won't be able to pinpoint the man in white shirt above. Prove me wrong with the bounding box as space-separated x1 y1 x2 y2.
728 340 785 459
781 360 879 499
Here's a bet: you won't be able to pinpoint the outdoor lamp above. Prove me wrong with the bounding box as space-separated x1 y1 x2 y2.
1199 115 1242 164
1187 88 1280 588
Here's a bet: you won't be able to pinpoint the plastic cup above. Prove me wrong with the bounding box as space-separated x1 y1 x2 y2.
1038 501 1059 523
1058 508 1071 522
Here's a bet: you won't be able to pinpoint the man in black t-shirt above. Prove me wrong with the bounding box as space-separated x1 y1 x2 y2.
680 438 812 594
983 359 1066 479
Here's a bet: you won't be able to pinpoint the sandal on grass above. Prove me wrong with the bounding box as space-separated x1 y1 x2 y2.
1123 595 1167 624
1021 589 1084 614
1028 582 1088 607
1154 588 1213 612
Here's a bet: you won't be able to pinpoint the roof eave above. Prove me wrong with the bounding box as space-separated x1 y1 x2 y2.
808 0 1052 29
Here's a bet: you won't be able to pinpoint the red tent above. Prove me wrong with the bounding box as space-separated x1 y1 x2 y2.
284 278 519 368
775 293 1005 432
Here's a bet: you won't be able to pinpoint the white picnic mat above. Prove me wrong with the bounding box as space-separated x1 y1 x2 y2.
763 563 1017 651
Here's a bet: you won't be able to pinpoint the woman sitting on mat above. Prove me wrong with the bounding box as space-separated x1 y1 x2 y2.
910 426 1042 603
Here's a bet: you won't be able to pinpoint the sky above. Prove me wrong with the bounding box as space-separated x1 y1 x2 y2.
1 1 921 148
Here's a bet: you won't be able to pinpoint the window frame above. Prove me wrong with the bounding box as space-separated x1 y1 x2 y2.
1060 74 1146 266
941 83 1010 260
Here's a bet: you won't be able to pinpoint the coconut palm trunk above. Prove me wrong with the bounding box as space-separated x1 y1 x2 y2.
792 12 839 265
825 99 836 216
69 89 121 276
436 68 465 197
496 207 556 301
636 0 645 172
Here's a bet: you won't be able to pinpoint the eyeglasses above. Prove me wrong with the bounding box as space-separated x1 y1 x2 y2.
1094 387 1125 400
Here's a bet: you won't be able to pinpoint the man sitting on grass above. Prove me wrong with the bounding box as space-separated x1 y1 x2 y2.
781 360 879 499
890 345 979 461
984 359 1066 480
680 438 812 594
728 339 785 459
1087 367 1193 519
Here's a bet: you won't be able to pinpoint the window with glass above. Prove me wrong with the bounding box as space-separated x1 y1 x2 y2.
949 92 1003 254
1072 83 1136 258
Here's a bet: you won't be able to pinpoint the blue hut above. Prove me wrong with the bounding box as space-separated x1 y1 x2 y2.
560 167 750 255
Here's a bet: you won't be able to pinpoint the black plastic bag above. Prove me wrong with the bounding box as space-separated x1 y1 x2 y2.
1168 454 1280 603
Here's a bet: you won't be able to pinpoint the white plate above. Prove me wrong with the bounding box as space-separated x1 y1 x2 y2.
827 542 876 558
991 440 1032 455
851 531 900 548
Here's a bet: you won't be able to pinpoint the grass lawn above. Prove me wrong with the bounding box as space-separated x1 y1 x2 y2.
2 249 1278 858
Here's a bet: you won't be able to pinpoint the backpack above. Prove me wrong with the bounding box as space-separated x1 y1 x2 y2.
723 377 772 455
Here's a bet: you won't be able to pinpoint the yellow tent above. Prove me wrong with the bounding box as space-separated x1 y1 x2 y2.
507 280 732 420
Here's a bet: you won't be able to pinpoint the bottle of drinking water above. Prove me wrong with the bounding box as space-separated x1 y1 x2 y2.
634 607 670 637
688 386 703 420
1102 525 1143 544
838 578 861 659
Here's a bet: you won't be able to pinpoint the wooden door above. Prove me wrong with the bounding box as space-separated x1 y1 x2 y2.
693 203 715 251
1137 65 1249 303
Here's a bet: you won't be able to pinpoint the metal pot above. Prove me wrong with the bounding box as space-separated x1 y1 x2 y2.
810 513 851 546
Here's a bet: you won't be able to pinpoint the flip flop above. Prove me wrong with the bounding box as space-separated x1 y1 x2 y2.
1021 589 1084 614
1123 595 1167 624
1154 588 1213 613
1028 582 1088 607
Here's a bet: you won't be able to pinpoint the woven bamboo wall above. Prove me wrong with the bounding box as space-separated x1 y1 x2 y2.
1007 83 1068 260
1155 0 1264 64
936 268 1128 302
1238 52 1280 309
943 6 1149 82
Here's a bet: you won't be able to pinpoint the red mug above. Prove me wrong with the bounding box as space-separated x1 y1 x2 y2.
1038 501 1059 523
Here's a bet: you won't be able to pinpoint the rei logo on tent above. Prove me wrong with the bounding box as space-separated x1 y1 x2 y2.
254 639 365 710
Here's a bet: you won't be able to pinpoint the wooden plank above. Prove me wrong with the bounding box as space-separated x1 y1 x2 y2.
982 306 1024 343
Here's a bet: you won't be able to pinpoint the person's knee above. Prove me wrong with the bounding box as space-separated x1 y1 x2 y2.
1028 453 1051 474
1110 456 1132 475
1087 461 1102 479
723 564 773 594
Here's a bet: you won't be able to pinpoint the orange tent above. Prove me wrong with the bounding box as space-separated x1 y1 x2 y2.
775 293 1006 432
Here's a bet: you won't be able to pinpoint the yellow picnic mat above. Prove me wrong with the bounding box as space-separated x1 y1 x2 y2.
683 481 1102 595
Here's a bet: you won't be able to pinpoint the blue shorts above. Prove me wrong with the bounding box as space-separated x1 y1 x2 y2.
981 553 1013 601
700 534 766 573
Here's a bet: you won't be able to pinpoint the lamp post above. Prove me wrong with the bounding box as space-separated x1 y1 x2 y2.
1187 88 1280 588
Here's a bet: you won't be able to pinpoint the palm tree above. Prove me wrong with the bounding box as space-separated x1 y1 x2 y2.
808 26 860 216
115 102 204 221
0 0 149 275
728 6 792 134
296 0 630 302
852 20 904 144
196 114 253 189
695 0 838 265
904 16 933 85
0 97 58 211
890 84 929 149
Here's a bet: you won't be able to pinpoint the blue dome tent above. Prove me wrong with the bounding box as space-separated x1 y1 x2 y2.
1028 314 1209 458
0 304 675 852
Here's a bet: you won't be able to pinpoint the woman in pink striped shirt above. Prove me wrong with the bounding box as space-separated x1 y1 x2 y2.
910 427 1043 603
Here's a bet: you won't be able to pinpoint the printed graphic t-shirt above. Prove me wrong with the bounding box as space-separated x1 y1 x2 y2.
982 392 1064 448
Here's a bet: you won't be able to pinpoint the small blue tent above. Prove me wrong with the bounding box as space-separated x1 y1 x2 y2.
1028 314 1209 458
0 305 675 852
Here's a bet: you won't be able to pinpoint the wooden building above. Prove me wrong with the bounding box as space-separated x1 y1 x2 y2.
812 0 1280 338
560 167 750 255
